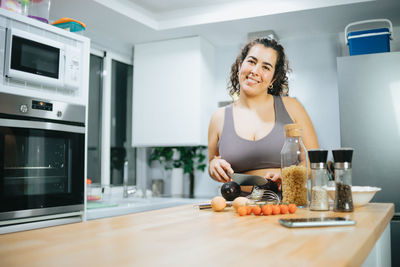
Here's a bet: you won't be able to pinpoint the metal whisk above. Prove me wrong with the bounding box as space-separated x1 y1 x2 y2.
196 187 280 210
247 187 281 203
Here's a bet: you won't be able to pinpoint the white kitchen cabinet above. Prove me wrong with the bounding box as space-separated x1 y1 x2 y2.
132 36 215 147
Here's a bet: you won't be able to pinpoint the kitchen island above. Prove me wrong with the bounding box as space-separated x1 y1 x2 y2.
0 203 394 267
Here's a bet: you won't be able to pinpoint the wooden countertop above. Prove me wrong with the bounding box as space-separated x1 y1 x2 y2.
0 203 394 267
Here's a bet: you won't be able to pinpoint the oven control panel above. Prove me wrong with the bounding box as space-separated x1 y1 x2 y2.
0 92 85 124
32 100 53 111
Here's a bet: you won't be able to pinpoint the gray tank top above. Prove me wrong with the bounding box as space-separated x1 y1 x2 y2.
218 95 293 173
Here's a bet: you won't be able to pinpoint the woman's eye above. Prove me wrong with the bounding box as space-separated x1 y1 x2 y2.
263 66 270 70
247 59 255 64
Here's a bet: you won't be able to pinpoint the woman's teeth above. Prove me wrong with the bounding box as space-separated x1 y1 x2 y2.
247 77 259 83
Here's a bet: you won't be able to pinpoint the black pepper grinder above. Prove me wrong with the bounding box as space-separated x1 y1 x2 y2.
332 148 354 212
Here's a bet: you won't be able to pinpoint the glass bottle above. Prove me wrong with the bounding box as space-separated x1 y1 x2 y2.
20 0 30 16
28 0 51 23
333 148 354 212
281 124 308 207
308 149 329 211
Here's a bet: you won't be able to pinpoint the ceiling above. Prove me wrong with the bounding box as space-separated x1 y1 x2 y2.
127 0 245 13
49 0 400 54
93 0 378 30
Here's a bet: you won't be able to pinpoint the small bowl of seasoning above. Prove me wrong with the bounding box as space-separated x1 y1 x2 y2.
325 186 381 207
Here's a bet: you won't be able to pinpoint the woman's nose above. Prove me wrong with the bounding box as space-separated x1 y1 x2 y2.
250 64 261 75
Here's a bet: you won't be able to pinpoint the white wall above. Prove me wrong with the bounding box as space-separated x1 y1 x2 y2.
214 44 242 103
281 33 342 155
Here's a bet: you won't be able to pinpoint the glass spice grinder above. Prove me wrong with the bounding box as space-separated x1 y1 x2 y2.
308 149 329 211
332 148 354 212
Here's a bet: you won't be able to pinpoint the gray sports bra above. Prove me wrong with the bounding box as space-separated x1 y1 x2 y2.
218 95 293 173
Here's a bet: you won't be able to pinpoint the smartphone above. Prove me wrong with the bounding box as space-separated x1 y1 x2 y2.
279 217 356 228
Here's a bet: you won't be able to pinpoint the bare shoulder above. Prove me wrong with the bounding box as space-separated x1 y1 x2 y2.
210 107 225 123
282 95 319 148
282 96 304 109
209 107 226 133
281 96 307 120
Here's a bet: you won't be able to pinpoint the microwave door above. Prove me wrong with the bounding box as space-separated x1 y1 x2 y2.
4 28 65 87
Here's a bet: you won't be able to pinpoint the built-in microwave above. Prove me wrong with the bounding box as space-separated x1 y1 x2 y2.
4 28 81 90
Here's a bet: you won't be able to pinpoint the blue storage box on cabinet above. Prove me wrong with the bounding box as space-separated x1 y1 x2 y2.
345 19 392 56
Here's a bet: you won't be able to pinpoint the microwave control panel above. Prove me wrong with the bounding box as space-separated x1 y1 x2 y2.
64 45 81 90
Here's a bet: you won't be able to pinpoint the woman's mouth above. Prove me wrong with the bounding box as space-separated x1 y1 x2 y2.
246 76 260 85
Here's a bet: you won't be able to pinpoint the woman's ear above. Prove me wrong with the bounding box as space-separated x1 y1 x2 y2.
237 64 241 77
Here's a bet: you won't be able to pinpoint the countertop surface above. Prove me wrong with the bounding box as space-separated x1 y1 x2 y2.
0 202 394 267
86 196 208 220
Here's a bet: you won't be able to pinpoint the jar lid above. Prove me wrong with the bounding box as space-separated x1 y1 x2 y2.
308 149 328 163
284 123 302 137
332 148 354 163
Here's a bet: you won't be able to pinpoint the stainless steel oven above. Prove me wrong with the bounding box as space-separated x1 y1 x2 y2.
0 92 85 224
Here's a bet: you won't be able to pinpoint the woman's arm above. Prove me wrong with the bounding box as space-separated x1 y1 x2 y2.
283 97 319 151
208 108 234 183
283 97 319 177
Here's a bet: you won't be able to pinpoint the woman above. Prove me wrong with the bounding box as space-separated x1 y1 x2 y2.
208 38 319 188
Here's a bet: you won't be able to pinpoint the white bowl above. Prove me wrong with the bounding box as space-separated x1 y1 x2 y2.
325 186 381 207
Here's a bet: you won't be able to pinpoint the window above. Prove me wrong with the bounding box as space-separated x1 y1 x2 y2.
87 49 135 187
87 54 103 184
110 60 135 185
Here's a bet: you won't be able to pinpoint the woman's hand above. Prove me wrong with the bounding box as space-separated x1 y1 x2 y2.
264 171 282 190
209 156 234 183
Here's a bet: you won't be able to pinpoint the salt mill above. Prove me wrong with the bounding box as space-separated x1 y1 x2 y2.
308 149 329 211
333 148 354 212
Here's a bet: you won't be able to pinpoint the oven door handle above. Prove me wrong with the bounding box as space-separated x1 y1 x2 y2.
0 118 85 134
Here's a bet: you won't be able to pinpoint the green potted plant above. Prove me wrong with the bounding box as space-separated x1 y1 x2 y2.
149 146 207 198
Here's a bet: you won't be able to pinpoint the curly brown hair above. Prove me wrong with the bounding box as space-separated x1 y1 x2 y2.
228 38 290 96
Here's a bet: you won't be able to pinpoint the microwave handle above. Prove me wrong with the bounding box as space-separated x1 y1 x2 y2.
60 48 66 83
0 118 85 134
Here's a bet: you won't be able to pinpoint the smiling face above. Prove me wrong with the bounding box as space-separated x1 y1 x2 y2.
238 44 278 97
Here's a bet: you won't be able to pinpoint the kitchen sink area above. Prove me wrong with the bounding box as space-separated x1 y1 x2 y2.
86 188 208 220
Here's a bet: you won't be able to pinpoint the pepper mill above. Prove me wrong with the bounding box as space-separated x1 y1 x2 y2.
332 148 354 212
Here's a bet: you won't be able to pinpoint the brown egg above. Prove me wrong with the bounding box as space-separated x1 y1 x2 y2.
232 197 250 212
211 196 226 212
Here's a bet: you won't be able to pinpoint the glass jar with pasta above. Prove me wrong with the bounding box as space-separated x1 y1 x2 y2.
280 124 309 207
